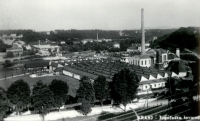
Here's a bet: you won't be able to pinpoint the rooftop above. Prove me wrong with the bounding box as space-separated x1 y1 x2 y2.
135 55 151 59
127 45 138 50
24 60 49 68
64 61 173 82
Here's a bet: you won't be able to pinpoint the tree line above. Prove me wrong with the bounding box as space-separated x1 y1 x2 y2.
0 29 177 53
0 68 140 120
0 29 176 44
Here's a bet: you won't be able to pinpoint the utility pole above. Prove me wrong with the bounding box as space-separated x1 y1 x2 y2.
168 76 172 116
147 89 148 108
130 107 140 121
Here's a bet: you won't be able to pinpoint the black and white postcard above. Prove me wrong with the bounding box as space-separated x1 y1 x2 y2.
0 0 199 121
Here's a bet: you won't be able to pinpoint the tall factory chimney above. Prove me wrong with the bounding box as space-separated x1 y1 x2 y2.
97 31 98 40
141 8 145 55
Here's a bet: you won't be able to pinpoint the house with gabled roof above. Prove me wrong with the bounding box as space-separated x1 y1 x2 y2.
32 41 60 52
113 42 120 48
6 43 23 56
127 44 138 52
23 60 50 76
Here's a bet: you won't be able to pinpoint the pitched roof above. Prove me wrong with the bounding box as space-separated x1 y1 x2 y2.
155 48 167 54
63 61 174 83
64 66 98 80
113 41 119 44
127 45 137 50
135 55 150 59
50 43 59 46
139 79 166 85
24 60 49 68
51 62 58 67
146 49 155 55
54 67 63 72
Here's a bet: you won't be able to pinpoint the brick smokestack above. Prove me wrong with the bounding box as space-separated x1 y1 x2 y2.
141 8 145 55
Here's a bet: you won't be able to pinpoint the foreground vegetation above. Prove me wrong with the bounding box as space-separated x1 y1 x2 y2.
0 68 140 120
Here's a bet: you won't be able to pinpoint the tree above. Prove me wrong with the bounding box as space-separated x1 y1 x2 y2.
93 76 109 107
3 60 14 67
6 51 14 58
31 80 54 121
165 77 176 96
49 79 69 111
167 61 179 75
0 87 12 120
76 76 95 116
7 79 30 115
110 68 140 111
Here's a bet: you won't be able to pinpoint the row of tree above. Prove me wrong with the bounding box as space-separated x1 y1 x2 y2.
0 79 68 120
0 29 176 44
77 68 140 115
65 39 137 52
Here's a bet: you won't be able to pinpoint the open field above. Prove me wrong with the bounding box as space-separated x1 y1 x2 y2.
0 74 80 97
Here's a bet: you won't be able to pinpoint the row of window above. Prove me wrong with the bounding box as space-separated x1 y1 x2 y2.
144 83 165 88
130 59 151 66
163 55 167 61
141 60 151 65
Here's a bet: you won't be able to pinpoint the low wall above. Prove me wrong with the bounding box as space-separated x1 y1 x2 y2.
138 98 157 103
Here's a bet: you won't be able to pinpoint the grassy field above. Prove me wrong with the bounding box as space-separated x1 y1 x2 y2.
0 74 80 97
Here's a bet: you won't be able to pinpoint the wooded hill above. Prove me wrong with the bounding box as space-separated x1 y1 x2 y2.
150 27 199 52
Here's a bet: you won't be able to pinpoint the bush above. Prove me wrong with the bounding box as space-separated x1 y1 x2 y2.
6 51 14 57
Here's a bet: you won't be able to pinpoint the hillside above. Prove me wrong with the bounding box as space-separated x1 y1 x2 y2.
151 27 199 52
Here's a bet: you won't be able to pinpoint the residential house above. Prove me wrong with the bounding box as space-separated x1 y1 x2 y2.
6 43 23 56
127 44 139 52
36 50 50 56
102 39 112 42
32 42 60 52
60 41 66 45
10 34 17 38
73 41 81 45
24 60 49 75
113 42 120 48
81 39 93 44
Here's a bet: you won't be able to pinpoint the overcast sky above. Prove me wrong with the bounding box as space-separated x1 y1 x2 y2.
0 0 199 31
